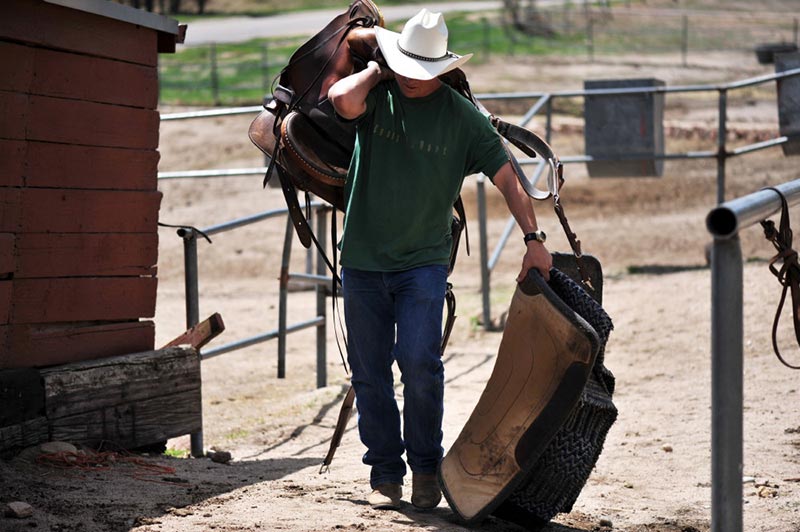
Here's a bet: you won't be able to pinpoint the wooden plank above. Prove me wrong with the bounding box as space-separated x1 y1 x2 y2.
27 95 159 149
0 281 10 325
0 41 34 93
30 46 158 109
0 0 158 67
0 417 48 455
0 368 45 427
0 233 13 276
0 188 21 233
163 313 226 350
15 233 157 278
1 321 155 370
26 142 158 190
0 140 27 187
0 92 28 141
12 277 157 324
19 189 161 233
48 388 201 450
42 346 199 419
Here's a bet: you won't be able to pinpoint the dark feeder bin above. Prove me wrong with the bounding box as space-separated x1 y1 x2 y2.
776 51 800 156
756 42 798 65
584 78 665 178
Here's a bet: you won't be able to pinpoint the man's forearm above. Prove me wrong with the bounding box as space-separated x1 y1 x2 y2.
328 61 386 119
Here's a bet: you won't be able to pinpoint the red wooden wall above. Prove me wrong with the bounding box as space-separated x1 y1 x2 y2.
0 0 167 368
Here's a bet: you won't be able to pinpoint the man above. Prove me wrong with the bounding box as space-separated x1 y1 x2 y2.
327 8 552 511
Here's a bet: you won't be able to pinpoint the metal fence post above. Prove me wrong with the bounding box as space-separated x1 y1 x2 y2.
261 42 270 94
717 89 728 204
210 42 220 106
315 209 328 389
710 235 743 532
681 14 689 67
180 229 203 458
477 175 492 331
278 215 294 378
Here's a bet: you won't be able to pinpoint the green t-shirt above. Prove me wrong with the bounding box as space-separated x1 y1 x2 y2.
339 81 509 271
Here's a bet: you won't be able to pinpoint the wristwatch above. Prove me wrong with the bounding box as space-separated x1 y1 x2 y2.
523 230 547 244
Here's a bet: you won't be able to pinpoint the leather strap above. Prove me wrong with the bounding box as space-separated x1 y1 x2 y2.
760 187 800 369
320 386 356 473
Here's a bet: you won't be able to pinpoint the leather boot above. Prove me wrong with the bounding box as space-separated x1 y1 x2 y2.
367 483 402 510
411 472 442 510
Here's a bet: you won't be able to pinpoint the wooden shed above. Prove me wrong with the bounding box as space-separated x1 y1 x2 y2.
0 0 200 455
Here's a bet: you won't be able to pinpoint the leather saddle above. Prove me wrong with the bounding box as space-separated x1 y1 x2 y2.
248 0 561 251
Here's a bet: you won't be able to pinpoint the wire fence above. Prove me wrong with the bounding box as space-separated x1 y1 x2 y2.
158 6 800 106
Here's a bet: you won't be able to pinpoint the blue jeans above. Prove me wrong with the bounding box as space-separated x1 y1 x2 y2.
342 265 448 488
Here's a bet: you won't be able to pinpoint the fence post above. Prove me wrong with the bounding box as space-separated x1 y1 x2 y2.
477 175 492 330
262 42 270 94
681 14 689 67
315 209 328 389
710 235 743 532
278 215 293 379
210 42 220 106
180 229 204 458
587 17 594 62
482 17 491 59
716 89 728 204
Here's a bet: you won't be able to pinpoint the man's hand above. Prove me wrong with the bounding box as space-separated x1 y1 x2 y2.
369 60 395 82
518 241 552 283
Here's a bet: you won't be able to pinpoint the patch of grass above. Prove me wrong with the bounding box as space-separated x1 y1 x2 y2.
164 448 191 458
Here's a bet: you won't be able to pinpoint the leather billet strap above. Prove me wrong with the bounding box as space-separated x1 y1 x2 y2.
760 186 800 370
489 117 593 289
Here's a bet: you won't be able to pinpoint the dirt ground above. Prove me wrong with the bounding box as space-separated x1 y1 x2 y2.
2 48 800 532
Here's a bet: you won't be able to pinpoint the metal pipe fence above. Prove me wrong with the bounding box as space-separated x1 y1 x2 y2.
160 66 799 469
160 66 800 333
705 178 800 532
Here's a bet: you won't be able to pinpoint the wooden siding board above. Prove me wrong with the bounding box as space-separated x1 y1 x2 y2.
26 142 159 190
0 234 14 276
0 42 34 93
0 0 158 67
0 92 29 141
20 189 161 233
2 321 155 369
15 233 158 278
31 47 158 109
12 277 157 323
0 281 11 325
0 140 27 187
28 95 159 149
0 189 22 233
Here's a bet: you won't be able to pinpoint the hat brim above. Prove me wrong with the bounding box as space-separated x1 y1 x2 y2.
375 26 472 81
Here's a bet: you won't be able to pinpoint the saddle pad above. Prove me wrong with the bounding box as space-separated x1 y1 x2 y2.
438 267 601 525
494 267 616 527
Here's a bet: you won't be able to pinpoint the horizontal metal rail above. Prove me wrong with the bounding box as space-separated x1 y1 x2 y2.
705 178 800 532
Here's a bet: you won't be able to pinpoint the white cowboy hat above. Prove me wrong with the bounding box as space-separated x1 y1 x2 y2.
374 8 473 80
